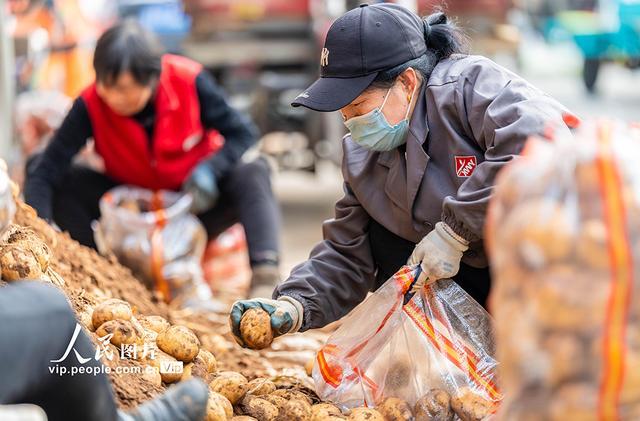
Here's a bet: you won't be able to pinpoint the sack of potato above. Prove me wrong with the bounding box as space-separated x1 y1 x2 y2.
312 266 501 420
93 186 213 307
487 120 640 419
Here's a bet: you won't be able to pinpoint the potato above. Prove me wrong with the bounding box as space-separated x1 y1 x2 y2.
347 408 384 421
0 246 43 281
241 394 279 421
157 325 201 363
96 319 140 347
181 358 210 381
304 358 315 377
207 391 234 421
137 328 158 345
311 403 344 421
2 226 51 271
135 337 160 362
548 382 597 421
414 389 454 421
147 350 183 384
275 397 312 421
540 332 585 386
209 371 249 404
247 378 277 396
196 349 218 374
576 219 609 270
92 299 133 330
377 397 413 421
119 198 142 214
384 361 411 394
450 389 493 421
530 267 609 332
262 394 287 409
240 308 274 350
270 389 313 405
503 199 574 268
233 417 258 421
138 315 171 334
141 366 162 388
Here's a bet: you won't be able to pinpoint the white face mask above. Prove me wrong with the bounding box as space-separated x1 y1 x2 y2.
344 81 416 152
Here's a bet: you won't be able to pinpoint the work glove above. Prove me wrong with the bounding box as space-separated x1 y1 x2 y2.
408 221 469 290
229 296 304 348
183 163 220 214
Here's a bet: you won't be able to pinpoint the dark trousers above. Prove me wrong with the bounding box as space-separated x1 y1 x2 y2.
369 220 491 308
0 282 118 421
45 158 281 267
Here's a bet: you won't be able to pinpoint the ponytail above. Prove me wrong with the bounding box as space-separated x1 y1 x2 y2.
367 9 469 90
423 12 468 61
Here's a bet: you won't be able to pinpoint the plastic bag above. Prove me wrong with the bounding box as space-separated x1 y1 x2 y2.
94 186 213 307
487 120 640 419
312 266 502 418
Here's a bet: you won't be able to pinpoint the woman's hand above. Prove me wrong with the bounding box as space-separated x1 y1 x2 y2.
408 222 469 288
229 297 303 348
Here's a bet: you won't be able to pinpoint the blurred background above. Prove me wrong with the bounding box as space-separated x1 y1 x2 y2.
1 0 639 290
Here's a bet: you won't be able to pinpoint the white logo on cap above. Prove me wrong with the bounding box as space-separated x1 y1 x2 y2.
296 92 310 99
320 48 329 67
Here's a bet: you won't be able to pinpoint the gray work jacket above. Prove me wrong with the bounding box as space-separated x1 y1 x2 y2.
275 55 571 331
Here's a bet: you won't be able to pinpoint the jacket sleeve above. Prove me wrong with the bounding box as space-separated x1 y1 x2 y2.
24 97 91 221
195 71 260 180
274 181 376 331
441 59 572 242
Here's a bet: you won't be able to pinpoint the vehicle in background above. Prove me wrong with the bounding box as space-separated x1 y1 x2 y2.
532 0 640 92
117 0 191 54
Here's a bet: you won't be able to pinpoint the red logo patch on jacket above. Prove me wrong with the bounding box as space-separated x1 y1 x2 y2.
455 156 477 177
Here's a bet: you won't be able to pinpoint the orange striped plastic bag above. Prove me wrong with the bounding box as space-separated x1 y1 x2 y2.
487 120 640 420
94 186 211 307
312 265 502 415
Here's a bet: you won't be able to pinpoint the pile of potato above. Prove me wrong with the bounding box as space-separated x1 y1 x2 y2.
0 225 52 282
488 128 640 419
86 297 391 421
88 297 495 421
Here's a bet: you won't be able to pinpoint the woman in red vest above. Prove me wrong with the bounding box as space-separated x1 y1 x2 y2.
24 20 281 297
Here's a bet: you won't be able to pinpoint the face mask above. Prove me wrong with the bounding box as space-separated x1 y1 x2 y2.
344 82 415 152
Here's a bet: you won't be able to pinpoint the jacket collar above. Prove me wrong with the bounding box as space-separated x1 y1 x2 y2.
376 82 429 165
377 82 430 211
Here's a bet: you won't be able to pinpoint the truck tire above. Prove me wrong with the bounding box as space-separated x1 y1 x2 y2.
583 58 600 93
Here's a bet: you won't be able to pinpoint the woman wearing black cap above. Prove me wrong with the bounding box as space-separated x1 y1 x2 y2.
230 3 574 344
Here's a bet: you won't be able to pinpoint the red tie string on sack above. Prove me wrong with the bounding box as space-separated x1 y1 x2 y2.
596 121 634 421
150 191 171 303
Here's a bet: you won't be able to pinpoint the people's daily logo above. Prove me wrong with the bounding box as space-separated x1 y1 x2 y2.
320 48 329 67
48 323 181 377
455 156 477 178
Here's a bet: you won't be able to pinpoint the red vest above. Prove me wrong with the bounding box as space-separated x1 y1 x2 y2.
82 54 223 190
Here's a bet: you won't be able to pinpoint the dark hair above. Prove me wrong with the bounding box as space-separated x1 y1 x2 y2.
370 12 468 89
93 19 164 87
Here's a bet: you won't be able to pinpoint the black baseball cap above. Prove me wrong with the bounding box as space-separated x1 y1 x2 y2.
292 3 427 112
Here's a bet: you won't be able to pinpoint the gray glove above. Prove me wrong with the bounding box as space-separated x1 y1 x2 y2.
183 163 220 214
408 221 469 289
229 297 304 348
